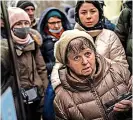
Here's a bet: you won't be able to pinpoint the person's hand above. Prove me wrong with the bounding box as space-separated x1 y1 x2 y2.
113 99 132 112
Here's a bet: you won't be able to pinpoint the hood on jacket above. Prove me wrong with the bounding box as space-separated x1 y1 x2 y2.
37 7 71 36
74 23 102 37
54 29 95 65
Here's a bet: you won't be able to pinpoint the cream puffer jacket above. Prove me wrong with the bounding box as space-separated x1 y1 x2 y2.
54 54 130 120
51 23 129 90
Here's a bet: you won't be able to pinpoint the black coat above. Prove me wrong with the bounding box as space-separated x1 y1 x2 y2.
114 2 132 73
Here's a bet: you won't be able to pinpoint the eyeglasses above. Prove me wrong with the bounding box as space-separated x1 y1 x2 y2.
48 21 62 25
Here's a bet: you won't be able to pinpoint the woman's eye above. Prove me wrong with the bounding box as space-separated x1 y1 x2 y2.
91 10 96 13
16 22 21 26
74 56 80 61
81 12 86 15
25 21 29 25
85 52 91 57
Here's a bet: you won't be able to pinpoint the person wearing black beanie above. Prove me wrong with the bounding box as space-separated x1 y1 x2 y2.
16 0 38 30
16 1 35 9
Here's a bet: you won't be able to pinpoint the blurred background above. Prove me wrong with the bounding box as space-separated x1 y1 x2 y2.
6 0 123 21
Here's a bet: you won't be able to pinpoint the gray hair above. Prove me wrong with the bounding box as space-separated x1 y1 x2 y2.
66 37 96 62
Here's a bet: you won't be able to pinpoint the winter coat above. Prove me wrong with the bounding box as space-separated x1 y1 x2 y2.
104 17 115 31
74 23 128 67
54 54 130 120
1 27 7 39
31 18 39 30
37 7 71 76
15 29 48 111
0 40 26 119
0 39 14 92
114 4 132 73
51 23 129 90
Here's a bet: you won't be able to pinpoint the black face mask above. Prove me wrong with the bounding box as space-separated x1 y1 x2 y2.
13 27 30 39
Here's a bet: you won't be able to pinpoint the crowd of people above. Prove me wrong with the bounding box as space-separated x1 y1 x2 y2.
1 0 132 120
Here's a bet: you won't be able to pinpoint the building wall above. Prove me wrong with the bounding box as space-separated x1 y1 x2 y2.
104 0 122 20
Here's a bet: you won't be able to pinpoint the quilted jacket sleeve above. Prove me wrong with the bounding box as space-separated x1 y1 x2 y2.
108 31 129 69
54 86 68 120
51 59 63 90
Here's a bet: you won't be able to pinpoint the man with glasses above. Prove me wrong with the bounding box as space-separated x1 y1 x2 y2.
37 7 71 120
16 0 38 30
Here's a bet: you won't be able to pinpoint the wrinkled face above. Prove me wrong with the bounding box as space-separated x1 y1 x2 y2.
79 2 99 27
47 17 62 30
13 20 30 29
24 6 35 22
67 48 96 77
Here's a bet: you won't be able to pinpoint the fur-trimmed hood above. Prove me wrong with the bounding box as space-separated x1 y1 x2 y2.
30 28 42 46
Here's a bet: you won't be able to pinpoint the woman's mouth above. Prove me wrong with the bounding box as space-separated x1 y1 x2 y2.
86 22 92 25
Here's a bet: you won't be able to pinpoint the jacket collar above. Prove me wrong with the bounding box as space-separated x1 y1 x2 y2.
59 54 110 92
31 18 37 28
16 42 35 56
74 23 102 37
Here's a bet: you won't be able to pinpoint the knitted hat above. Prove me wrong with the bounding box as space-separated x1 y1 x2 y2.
54 29 95 64
8 7 31 28
46 10 62 21
16 0 35 9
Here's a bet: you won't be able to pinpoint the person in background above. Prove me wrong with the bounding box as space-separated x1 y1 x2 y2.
37 7 71 78
51 0 129 90
8 7 48 120
53 29 131 120
64 4 73 16
115 0 132 73
16 0 38 30
0 13 7 39
37 7 71 120
1 40 12 90
99 0 115 31
67 7 76 29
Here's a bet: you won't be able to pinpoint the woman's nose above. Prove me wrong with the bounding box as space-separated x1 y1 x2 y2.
82 56 89 65
87 12 91 19
55 23 59 28
22 23 26 27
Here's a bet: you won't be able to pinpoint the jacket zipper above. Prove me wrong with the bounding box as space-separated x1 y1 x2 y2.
88 77 109 120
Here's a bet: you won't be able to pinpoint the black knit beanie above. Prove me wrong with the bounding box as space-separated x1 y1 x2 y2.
16 1 35 10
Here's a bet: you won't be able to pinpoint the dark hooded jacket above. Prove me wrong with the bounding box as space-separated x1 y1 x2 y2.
37 7 71 76
114 0 132 73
